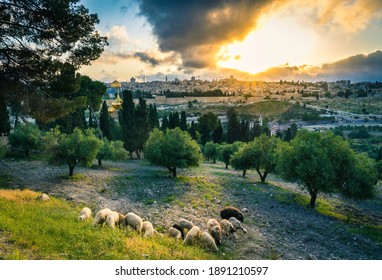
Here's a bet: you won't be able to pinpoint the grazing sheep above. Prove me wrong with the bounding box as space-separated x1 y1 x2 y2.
229 217 247 233
141 221 154 238
105 211 120 229
178 218 194 235
183 226 200 246
172 224 185 239
117 212 125 228
220 206 244 222
201 231 218 252
78 207 92 221
93 208 112 227
38 193 50 201
207 219 222 245
124 212 143 233
220 219 236 236
168 227 182 239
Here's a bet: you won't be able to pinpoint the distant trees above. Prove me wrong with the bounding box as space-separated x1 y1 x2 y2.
212 119 223 143
120 90 136 157
198 112 218 145
226 108 240 143
218 142 243 169
144 128 202 177
46 128 102 176
8 123 42 157
276 130 378 208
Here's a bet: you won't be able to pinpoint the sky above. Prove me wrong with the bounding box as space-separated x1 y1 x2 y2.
79 0 382 83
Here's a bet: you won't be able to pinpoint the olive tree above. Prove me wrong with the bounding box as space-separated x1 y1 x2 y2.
203 141 220 163
96 140 128 166
276 130 378 208
144 128 202 177
8 123 42 156
46 128 102 176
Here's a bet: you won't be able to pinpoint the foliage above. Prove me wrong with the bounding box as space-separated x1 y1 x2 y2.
227 108 240 143
231 135 281 181
0 141 7 158
276 130 378 208
120 90 136 156
218 142 243 169
144 128 202 177
198 112 218 144
97 140 128 166
0 94 11 136
8 123 42 157
212 119 224 143
99 101 112 140
134 97 150 158
203 141 220 163
46 128 102 176
1 0 107 121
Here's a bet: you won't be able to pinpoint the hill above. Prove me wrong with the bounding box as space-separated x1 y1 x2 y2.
0 159 381 259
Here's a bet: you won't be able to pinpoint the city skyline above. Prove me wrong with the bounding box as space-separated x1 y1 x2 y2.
79 0 382 83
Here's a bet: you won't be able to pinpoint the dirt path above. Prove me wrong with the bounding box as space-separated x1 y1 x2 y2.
1 159 381 260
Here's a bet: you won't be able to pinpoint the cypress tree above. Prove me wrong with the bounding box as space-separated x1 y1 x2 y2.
161 115 169 131
154 104 160 128
180 111 187 131
100 101 112 140
173 112 180 128
227 108 240 143
134 97 149 158
120 90 136 157
212 119 223 143
189 121 197 140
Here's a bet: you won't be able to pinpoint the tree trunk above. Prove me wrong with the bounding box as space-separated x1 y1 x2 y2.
309 190 318 208
69 164 75 176
256 169 266 182
25 149 29 157
213 158 216 164
225 164 228 169
98 158 102 166
135 150 141 159
171 167 177 177
243 169 246 177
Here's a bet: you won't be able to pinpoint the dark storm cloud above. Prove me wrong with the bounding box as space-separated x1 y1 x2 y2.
137 0 279 68
133 52 161 66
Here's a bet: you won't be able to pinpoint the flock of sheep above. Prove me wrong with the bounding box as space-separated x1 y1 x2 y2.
78 206 248 252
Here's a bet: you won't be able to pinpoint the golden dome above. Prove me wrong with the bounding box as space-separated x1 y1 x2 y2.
108 105 115 114
110 80 121 88
112 93 123 110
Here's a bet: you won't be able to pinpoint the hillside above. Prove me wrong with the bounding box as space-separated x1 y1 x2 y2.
0 159 381 260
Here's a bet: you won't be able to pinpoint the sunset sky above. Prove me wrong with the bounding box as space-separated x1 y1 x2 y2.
79 0 382 83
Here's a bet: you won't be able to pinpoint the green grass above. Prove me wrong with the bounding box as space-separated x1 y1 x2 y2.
0 171 14 189
350 225 382 245
0 189 225 260
238 101 292 118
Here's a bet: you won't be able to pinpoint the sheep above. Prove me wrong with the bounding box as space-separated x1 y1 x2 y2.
78 207 92 221
141 221 163 238
178 218 194 232
168 227 182 239
105 211 120 229
93 208 112 227
38 193 50 201
201 231 218 252
117 212 125 228
207 219 222 245
124 212 143 233
229 217 247 233
220 219 236 236
172 224 185 239
220 206 244 222
183 226 200 246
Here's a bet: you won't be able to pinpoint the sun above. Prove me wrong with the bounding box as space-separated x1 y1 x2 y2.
217 16 316 74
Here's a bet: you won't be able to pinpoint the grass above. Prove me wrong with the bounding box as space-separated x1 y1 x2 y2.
0 189 226 260
238 100 292 118
350 225 382 245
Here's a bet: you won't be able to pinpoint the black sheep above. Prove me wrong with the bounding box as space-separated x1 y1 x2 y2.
220 206 244 222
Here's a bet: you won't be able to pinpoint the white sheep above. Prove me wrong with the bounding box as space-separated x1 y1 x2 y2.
201 231 218 252
168 227 182 239
38 193 50 201
229 217 247 233
78 207 92 221
105 211 120 229
207 219 222 245
183 226 200 246
124 212 143 233
178 218 194 231
141 221 162 238
220 219 236 236
92 208 112 227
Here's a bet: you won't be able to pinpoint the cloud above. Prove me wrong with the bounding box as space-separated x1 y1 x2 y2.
252 50 382 82
137 0 279 68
